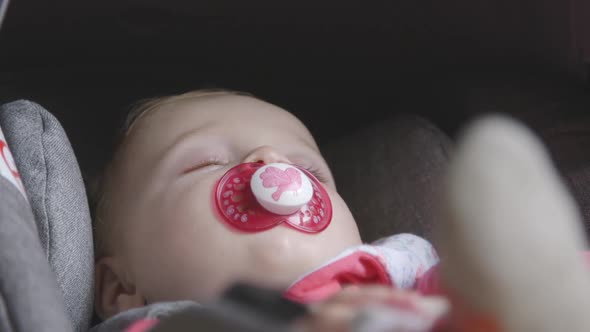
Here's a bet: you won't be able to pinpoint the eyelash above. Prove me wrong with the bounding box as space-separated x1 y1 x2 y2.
181 156 227 174
182 157 328 183
299 165 329 183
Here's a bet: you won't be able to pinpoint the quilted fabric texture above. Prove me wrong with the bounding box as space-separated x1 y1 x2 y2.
0 100 94 332
0 176 73 332
322 115 453 242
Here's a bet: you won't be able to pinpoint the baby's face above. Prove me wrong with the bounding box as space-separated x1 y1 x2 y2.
104 94 362 306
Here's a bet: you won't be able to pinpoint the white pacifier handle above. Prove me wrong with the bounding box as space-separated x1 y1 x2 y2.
250 163 314 215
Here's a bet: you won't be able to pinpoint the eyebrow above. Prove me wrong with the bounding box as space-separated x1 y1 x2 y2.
153 123 216 171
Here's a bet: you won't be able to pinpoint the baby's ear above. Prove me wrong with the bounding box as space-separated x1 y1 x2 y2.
94 257 145 320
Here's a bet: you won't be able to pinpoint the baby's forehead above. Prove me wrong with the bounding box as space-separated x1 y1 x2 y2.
136 95 308 134
122 95 317 160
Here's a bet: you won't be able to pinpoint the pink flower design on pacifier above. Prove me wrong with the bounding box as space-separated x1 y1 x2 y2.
259 166 303 202
214 162 332 233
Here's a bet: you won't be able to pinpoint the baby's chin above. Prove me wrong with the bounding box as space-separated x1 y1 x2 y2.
240 224 359 287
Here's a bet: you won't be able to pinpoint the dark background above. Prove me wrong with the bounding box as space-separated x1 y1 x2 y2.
0 0 589 178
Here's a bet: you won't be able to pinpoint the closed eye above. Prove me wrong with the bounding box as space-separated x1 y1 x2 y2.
181 156 228 175
299 164 329 183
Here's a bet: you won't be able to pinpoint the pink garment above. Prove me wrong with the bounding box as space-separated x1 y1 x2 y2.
284 234 442 303
284 234 445 332
284 251 394 303
124 319 158 332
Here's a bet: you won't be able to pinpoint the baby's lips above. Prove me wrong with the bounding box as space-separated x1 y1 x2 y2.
214 162 332 233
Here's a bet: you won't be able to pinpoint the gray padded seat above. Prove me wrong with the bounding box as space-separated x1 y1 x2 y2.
0 176 72 332
0 100 94 332
323 115 453 242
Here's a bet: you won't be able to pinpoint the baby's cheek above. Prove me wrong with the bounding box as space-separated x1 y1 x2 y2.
132 219 220 301
141 189 243 301
329 192 360 235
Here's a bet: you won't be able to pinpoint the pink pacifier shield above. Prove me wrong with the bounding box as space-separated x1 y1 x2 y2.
215 162 332 233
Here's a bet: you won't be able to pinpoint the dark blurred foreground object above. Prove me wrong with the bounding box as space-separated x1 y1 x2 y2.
151 283 306 332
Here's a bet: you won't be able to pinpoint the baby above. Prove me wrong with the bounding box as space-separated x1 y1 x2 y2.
92 89 364 312
90 89 590 332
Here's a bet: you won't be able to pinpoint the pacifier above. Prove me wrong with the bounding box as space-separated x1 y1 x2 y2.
214 162 332 233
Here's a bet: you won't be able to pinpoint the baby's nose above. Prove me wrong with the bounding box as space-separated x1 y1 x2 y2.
243 146 291 165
